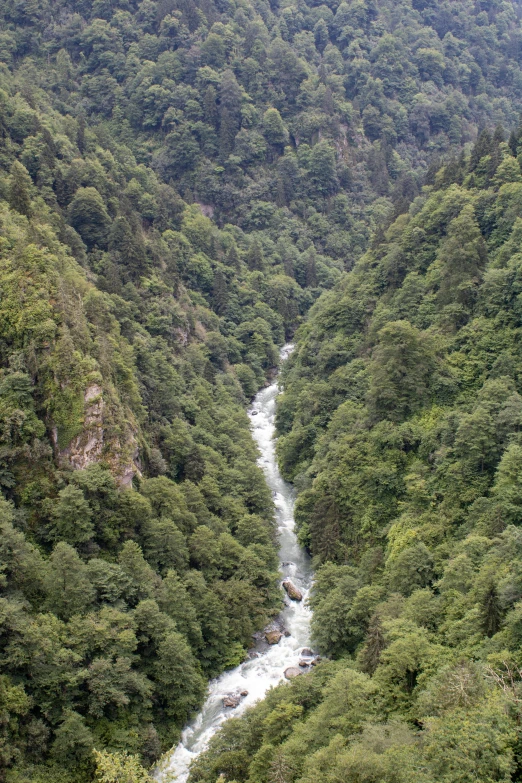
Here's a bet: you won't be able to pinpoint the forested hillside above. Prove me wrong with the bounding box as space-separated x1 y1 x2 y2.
192 128 522 782
2 0 522 780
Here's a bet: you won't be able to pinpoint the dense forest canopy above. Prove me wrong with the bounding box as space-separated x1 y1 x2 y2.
193 122 522 783
2 0 522 780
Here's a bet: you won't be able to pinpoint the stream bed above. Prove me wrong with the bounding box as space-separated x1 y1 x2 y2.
158 345 313 782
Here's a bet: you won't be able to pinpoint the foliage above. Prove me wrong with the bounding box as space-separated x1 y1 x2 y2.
3 0 522 778
193 134 522 783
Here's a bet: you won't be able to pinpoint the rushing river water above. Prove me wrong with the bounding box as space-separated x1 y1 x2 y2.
158 345 313 783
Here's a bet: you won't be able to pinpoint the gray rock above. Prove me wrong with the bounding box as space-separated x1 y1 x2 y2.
282 580 303 601
284 667 302 679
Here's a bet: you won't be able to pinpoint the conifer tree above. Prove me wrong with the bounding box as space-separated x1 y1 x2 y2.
8 160 32 216
212 268 228 314
246 240 264 271
44 543 95 620
50 484 94 545
480 579 502 638
305 249 318 287
360 614 386 675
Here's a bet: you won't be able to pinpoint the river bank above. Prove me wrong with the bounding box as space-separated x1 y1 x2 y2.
157 345 313 783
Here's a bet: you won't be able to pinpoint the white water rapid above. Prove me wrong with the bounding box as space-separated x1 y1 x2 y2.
157 344 313 783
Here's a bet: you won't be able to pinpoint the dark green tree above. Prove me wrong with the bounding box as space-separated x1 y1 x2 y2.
8 160 32 216
50 484 94 545
44 542 95 620
68 187 111 249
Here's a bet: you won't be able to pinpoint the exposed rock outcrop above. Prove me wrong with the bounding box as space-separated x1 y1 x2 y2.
53 383 141 486
55 383 104 471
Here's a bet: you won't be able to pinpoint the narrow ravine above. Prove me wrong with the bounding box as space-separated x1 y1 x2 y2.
158 344 313 783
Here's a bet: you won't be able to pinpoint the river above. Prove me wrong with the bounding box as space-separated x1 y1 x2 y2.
157 344 313 783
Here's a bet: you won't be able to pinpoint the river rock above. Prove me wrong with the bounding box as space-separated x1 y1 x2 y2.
311 656 322 666
301 648 314 657
223 694 241 708
299 660 309 667
240 690 249 697
265 630 282 645
284 629 291 637
282 580 303 601
284 667 302 679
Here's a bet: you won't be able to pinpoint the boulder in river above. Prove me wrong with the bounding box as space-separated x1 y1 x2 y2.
284 666 302 679
223 694 241 708
240 690 249 697
299 660 309 668
282 579 303 601
265 630 282 645
301 648 314 657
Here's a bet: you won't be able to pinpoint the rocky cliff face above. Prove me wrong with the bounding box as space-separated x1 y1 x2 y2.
52 384 141 486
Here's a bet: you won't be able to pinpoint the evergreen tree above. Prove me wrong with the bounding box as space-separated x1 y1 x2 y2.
479 578 502 638
212 268 228 314
109 215 147 278
219 107 238 159
246 240 265 271
153 632 206 720
50 710 94 769
44 542 95 620
8 160 32 216
203 85 218 129
469 129 493 171
305 248 318 287
313 18 329 53
50 484 94 545
309 141 338 197
360 614 386 675
435 203 487 308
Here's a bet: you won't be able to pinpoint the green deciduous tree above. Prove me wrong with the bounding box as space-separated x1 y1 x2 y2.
68 187 111 249
94 749 154 783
